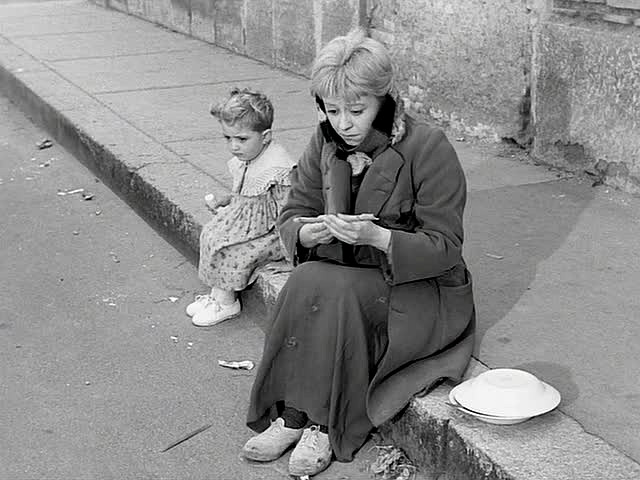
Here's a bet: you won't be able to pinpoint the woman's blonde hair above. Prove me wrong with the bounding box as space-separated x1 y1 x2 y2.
310 27 394 102
210 88 274 132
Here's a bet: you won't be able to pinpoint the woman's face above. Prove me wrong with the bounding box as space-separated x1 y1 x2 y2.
322 94 383 147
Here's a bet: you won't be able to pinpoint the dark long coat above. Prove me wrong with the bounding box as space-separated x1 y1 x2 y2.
276 108 476 427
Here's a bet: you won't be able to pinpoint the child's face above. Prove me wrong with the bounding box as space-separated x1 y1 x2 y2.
221 121 268 162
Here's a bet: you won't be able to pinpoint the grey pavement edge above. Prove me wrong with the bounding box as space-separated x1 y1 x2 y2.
1 2 639 479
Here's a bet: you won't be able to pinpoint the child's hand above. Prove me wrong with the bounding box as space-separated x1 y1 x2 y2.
298 222 334 248
204 193 232 211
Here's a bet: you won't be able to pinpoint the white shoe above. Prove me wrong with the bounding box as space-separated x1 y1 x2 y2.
288 426 332 476
242 417 303 462
185 294 215 317
192 299 241 327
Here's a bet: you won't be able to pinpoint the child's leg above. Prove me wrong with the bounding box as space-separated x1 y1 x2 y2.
211 286 237 306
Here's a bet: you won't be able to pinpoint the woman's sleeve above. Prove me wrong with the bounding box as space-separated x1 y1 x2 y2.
276 126 326 263
384 129 466 285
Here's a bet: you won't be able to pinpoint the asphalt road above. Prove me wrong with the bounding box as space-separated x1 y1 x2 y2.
0 95 388 479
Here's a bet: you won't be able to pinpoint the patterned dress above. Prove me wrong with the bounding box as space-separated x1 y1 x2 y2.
198 142 296 291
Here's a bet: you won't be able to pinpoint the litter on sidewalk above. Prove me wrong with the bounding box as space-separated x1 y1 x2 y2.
161 423 212 453
36 138 53 149
218 359 254 370
57 188 84 196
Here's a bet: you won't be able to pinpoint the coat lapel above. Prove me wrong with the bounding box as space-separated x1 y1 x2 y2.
354 147 404 216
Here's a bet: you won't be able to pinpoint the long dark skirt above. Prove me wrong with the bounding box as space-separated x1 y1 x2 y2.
247 260 390 461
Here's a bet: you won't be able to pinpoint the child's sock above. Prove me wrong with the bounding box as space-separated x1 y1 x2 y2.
211 287 237 306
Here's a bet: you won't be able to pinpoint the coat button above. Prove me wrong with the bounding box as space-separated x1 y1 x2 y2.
286 336 297 348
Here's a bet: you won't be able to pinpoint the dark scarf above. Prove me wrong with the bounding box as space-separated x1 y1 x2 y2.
316 94 396 160
313 94 397 264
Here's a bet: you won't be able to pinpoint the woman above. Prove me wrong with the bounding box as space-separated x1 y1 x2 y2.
242 27 475 477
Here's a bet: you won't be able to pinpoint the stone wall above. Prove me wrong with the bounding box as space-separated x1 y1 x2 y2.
91 0 363 76
92 0 640 193
533 0 640 193
367 0 549 144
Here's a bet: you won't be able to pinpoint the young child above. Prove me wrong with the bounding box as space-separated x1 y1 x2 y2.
187 88 296 327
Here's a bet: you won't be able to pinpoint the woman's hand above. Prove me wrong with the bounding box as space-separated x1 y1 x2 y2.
298 221 334 248
323 214 391 253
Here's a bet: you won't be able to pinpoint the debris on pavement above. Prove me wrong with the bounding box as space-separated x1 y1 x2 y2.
94 209 102 216
39 159 51 168
370 445 417 480
170 335 179 343
36 138 53 150
161 423 212 453
101 297 117 307
218 359 255 370
109 251 120 263
81 192 94 201
72 230 79 236
485 253 504 260
168 296 179 303
57 187 84 196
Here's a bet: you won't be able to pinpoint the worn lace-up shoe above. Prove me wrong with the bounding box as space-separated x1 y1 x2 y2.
185 294 214 317
192 299 241 327
288 425 332 476
242 417 303 462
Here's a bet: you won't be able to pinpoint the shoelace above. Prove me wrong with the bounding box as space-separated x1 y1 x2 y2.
200 296 218 310
264 419 289 438
301 426 320 450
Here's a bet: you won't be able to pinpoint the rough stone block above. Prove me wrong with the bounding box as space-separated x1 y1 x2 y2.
109 0 128 12
127 0 190 34
602 13 634 23
370 0 534 142
532 21 640 193
320 0 361 46
274 0 315 75
553 7 581 16
245 0 275 64
190 0 216 44
607 0 640 10
214 0 244 53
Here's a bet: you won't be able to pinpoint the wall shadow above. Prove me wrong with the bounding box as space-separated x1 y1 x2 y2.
512 360 580 407
464 179 596 354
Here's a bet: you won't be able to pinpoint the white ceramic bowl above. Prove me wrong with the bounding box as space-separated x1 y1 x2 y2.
452 368 561 418
448 389 531 425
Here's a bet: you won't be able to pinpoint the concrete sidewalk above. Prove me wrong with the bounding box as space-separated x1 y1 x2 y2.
1 1 640 478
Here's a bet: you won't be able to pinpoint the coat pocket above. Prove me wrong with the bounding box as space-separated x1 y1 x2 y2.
380 199 416 231
437 269 474 348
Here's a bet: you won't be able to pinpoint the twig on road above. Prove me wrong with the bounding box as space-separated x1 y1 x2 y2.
161 423 213 453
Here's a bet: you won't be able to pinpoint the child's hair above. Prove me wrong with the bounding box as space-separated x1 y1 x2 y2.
210 88 274 132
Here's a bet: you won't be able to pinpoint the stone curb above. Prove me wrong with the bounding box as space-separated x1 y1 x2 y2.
2 40 639 480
